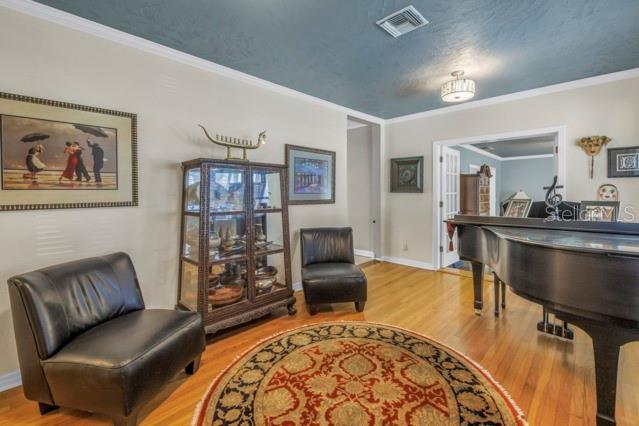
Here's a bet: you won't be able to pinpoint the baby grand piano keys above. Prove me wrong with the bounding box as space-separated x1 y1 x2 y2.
451 215 639 426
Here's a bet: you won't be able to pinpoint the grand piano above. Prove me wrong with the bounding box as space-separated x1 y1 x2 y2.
450 215 639 426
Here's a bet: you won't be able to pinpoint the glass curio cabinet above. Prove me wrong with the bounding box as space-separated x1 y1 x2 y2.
178 159 296 334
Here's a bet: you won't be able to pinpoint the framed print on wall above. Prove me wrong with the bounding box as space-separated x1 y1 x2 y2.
390 156 423 193
0 92 138 211
285 144 335 204
608 146 639 178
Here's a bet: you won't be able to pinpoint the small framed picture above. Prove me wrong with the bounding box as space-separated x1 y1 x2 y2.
608 146 639 178
285 144 335 204
580 200 619 222
504 198 532 218
390 156 423 193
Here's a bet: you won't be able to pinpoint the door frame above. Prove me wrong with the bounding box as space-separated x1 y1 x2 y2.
431 125 566 270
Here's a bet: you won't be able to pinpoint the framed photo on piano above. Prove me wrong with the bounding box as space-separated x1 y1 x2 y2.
503 198 531 218
579 200 619 222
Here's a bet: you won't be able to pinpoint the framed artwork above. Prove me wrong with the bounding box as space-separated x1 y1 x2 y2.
0 92 137 211
285 144 335 204
608 146 639 178
580 200 619 222
503 198 532 218
390 156 423 193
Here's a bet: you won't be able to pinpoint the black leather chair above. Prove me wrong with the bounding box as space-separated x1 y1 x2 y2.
300 227 367 315
7 252 206 426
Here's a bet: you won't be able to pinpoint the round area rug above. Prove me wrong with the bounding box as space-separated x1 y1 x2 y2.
193 322 527 425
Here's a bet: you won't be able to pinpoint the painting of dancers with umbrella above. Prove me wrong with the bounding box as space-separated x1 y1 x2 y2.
1 115 117 190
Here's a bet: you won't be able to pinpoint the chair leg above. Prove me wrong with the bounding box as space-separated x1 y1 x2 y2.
112 411 138 426
308 304 318 315
501 281 506 308
185 354 202 375
355 301 366 312
38 402 58 415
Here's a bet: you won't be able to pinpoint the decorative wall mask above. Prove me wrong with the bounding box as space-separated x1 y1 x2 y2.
597 183 619 201
578 136 611 179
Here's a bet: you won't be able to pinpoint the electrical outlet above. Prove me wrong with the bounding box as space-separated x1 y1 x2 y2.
402 242 408 251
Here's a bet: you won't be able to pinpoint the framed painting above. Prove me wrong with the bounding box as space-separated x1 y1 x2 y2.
608 146 639 178
285 144 335 204
580 200 619 222
390 156 423 193
503 198 532 218
0 92 137 211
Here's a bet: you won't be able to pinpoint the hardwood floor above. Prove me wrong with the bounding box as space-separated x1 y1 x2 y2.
1 261 638 425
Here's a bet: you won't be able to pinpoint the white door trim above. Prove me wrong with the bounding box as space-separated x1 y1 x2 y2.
431 125 566 270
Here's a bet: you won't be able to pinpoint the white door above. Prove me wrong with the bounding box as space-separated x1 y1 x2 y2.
440 146 460 267
489 166 497 216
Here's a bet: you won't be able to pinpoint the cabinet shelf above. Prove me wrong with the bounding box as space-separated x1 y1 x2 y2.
178 159 295 335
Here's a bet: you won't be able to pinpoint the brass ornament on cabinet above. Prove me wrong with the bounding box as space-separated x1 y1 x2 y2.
199 125 266 160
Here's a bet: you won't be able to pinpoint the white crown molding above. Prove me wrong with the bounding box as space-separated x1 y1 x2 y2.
0 0 384 125
459 145 554 162
0 371 21 392
500 153 554 161
387 67 639 124
3 0 637 126
459 144 503 161
381 256 434 270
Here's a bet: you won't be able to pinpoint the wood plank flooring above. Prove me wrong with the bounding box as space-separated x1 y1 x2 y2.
1 261 638 425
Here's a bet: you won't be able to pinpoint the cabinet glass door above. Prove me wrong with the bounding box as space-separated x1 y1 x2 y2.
252 168 289 299
180 166 201 311
207 166 249 313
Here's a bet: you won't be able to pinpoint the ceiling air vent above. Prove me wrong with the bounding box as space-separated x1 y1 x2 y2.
376 5 428 38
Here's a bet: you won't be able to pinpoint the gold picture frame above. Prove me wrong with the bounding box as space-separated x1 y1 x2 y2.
0 92 138 211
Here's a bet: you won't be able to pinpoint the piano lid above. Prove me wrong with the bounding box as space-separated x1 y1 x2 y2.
483 226 639 256
451 215 639 236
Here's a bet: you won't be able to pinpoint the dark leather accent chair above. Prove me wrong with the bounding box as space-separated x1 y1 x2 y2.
300 227 367 315
7 252 206 426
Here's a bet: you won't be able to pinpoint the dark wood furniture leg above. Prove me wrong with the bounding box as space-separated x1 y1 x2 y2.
471 261 484 315
355 301 366 312
500 280 506 308
493 272 500 317
38 402 58 415
308 304 318 315
287 302 297 315
185 354 202 375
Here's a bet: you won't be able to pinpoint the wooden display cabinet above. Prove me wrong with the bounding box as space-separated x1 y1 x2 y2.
177 159 296 334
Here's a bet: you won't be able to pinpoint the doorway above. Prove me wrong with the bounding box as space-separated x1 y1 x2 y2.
432 126 566 269
347 117 382 264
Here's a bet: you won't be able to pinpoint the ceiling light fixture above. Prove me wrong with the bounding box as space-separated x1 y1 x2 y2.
441 70 475 102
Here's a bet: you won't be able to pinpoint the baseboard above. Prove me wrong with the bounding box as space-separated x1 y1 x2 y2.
354 249 375 258
0 371 21 392
292 281 303 292
380 256 435 270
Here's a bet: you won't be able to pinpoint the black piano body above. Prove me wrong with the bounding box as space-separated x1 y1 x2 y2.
451 215 639 426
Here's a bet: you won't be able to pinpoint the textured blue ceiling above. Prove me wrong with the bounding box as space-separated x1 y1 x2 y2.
33 0 639 118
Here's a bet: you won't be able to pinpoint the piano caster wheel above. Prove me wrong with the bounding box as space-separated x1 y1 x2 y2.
554 324 564 337
474 309 482 316
537 321 545 332
563 327 574 340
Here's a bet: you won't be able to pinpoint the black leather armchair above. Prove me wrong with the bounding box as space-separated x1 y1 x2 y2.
300 227 367 315
7 252 206 426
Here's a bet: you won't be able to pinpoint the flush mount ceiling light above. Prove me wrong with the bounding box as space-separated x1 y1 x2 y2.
441 70 476 102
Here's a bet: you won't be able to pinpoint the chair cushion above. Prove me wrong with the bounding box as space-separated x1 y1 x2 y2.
41 309 205 416
302 263 367 304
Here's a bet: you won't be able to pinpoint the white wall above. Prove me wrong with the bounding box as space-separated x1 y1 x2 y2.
347 126 373 251
384 77 639 265
0 9 351 376
501 157 555 202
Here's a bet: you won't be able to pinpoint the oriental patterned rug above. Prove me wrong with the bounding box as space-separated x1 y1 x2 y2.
193 322 527 425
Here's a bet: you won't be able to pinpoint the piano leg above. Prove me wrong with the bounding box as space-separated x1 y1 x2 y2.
501 280 506 309
564 317 638 426
493 272 500 317
471 261 484 315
